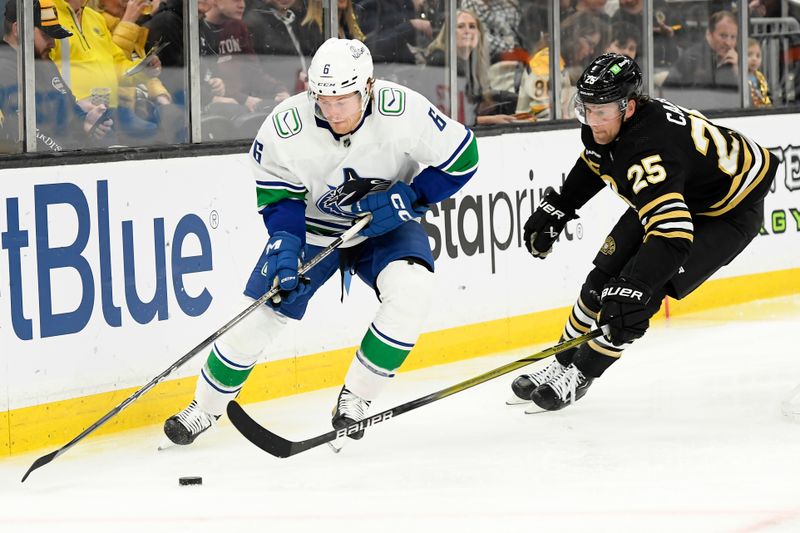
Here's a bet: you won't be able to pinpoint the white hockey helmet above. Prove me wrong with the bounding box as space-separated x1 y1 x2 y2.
308 38 374 109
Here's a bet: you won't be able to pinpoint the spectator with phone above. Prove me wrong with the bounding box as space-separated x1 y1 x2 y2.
49 0 169 144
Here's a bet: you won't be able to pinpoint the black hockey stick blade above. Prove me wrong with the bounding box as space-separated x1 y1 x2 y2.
227 402 304 458
21 451 58 483
228 328 605 458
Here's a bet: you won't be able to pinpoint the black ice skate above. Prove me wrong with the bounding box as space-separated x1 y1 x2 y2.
329 387 371 452
507 359 568 405
529 364 593 412
163 400 220 446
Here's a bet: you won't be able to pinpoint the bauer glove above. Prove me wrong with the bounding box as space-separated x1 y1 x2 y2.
598 277 653 345
349 181 429 238
523 190 577 259
263 231 310 307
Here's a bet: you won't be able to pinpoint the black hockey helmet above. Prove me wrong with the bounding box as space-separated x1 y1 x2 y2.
576 53 643 105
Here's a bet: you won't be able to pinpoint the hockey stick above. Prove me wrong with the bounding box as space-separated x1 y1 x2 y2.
227 327 606 458
21 215 371 483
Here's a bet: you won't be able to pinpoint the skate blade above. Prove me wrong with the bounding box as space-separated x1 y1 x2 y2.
328 438 345 454
506 394 531 406
524 404 548 415
157 437 180 451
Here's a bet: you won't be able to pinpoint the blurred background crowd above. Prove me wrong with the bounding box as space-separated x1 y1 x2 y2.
1 0 798 152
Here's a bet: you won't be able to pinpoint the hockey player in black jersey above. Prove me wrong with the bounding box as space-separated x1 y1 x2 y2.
510 53 778 412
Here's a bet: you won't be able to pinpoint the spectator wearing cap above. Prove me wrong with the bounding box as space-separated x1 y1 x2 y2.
0 0 114 152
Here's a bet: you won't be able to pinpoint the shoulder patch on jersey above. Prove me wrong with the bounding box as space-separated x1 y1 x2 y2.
378 87 406 116
600 236 616 256
272 107 303 138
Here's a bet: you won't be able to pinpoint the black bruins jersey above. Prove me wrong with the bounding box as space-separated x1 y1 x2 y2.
560 97 775 291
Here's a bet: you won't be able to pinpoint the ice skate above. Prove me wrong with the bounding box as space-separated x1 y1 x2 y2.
527 364 593 412
507 359 568 405
162 400 220 446
328 386 371 453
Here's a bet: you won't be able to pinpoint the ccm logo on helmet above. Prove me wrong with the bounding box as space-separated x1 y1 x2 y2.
602 287 644 301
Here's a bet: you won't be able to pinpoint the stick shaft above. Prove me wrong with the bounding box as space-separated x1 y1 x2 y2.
22 216 370 482
228 328 604 458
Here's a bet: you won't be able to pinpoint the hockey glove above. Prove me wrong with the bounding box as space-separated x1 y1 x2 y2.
523 190 577 259
349 181 429 238
598 277 653 345
263 231 310 307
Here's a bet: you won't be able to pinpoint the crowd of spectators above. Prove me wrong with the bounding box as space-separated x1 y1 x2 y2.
1 0 799 152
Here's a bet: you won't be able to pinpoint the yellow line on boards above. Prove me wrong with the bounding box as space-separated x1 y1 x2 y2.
2 268 797 457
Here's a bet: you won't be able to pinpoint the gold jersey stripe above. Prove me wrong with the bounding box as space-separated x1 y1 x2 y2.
638 192 686 219
580 151 601 175
708 136 753 209
699 147 772 217
644 229 694 243
643 210 692 232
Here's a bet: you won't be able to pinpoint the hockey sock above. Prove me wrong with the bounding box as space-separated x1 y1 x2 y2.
572 342 620 378
344 260 434 400
344 323 413 400
195 300 287 416
196 342 256 416
557 294 601 366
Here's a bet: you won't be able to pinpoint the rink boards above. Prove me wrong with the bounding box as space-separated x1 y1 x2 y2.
1 114 799 456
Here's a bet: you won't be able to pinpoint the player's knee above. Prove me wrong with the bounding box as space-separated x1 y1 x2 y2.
218 298 288 360
375 259 435 328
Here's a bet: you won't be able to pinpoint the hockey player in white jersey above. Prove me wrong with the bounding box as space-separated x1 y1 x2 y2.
163 38 479 447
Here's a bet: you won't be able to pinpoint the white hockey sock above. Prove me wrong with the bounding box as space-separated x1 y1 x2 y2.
195 300 287 416
343 260 435 401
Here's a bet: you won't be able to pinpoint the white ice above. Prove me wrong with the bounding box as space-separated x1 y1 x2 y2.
2 296 800 532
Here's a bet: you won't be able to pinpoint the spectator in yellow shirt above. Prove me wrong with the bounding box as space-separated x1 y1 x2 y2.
50 0 174 143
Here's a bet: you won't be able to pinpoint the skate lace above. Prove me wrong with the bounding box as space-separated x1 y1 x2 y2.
176 401 213 435
530 360 566 385
339 389 371 421
548 366 586 404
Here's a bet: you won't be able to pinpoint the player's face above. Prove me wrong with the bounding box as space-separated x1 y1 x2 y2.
581 100 635 145
707 18 737 59
317 91 363 134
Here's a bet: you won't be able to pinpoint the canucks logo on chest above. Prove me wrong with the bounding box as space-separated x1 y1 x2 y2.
316 167 391 218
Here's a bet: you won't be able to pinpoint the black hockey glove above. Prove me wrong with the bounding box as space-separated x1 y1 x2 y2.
523 190 577 259
598 277 653 346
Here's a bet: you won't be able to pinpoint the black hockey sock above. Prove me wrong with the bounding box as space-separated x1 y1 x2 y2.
572 343 618 378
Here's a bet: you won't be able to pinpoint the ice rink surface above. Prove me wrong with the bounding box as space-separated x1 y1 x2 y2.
2 295 800 533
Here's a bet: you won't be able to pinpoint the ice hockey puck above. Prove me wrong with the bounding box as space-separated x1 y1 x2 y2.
178 476 202 486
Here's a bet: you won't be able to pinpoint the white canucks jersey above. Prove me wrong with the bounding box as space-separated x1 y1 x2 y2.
249 79 479 247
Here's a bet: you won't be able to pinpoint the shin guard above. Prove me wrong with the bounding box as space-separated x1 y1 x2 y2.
344 260 434 400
